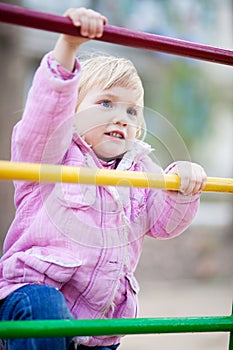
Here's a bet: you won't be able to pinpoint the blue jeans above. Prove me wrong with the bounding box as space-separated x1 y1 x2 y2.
0 284 119 350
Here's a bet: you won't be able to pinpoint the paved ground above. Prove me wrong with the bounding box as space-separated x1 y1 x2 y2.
120 279 232 350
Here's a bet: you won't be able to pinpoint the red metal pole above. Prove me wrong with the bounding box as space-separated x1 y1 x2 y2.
0 3 233 66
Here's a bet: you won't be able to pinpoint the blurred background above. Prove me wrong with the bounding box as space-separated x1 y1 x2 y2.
0 0 232 349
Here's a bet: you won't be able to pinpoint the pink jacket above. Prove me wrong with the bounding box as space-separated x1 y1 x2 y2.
0 53 200 346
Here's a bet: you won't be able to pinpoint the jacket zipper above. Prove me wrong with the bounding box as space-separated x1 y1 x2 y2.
99 186 130 317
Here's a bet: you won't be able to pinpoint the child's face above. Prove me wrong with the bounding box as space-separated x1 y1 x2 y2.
75 86 142 161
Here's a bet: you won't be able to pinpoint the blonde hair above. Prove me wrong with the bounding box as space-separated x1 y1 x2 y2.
75 55 146 139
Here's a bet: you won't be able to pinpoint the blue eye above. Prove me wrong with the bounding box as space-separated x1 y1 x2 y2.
100 100 113 108
127 107 137 117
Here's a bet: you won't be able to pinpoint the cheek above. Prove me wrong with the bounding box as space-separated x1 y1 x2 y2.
75 108 111 135
127 125 138 140
75 111 97 136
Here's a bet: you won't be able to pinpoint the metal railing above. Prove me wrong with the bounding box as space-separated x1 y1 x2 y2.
0 311 232 340
0 3 232 65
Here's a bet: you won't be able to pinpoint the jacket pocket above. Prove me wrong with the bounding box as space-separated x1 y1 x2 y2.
118 274 140 319
57 183 97 209
2 246 82 289
126 273 140 294
121 187 147 222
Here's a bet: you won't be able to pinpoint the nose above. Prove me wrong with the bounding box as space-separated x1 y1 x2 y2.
113 118 127 127
112 105 129 127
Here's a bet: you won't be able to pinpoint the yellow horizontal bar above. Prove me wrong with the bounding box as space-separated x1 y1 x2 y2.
0 161 232 193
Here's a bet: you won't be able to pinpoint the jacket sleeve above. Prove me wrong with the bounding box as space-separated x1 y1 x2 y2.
146 189 200 239
10 52 81 207
140 156 200 239
11 52 81 165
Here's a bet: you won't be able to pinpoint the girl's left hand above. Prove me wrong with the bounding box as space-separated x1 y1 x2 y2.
167 161 207 196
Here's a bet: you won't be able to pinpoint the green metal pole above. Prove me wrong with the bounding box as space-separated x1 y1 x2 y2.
0 316 232 339
229 304 233 350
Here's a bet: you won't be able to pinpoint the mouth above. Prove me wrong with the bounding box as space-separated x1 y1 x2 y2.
104 130 125 139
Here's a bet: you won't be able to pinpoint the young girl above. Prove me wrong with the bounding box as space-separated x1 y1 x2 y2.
0 8 207 350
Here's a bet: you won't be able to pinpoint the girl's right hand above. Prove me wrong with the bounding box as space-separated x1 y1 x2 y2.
54 8 107 71
63 7 108 45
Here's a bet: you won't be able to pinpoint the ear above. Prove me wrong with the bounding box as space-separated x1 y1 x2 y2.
136 126 142 138
136 117 146 140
